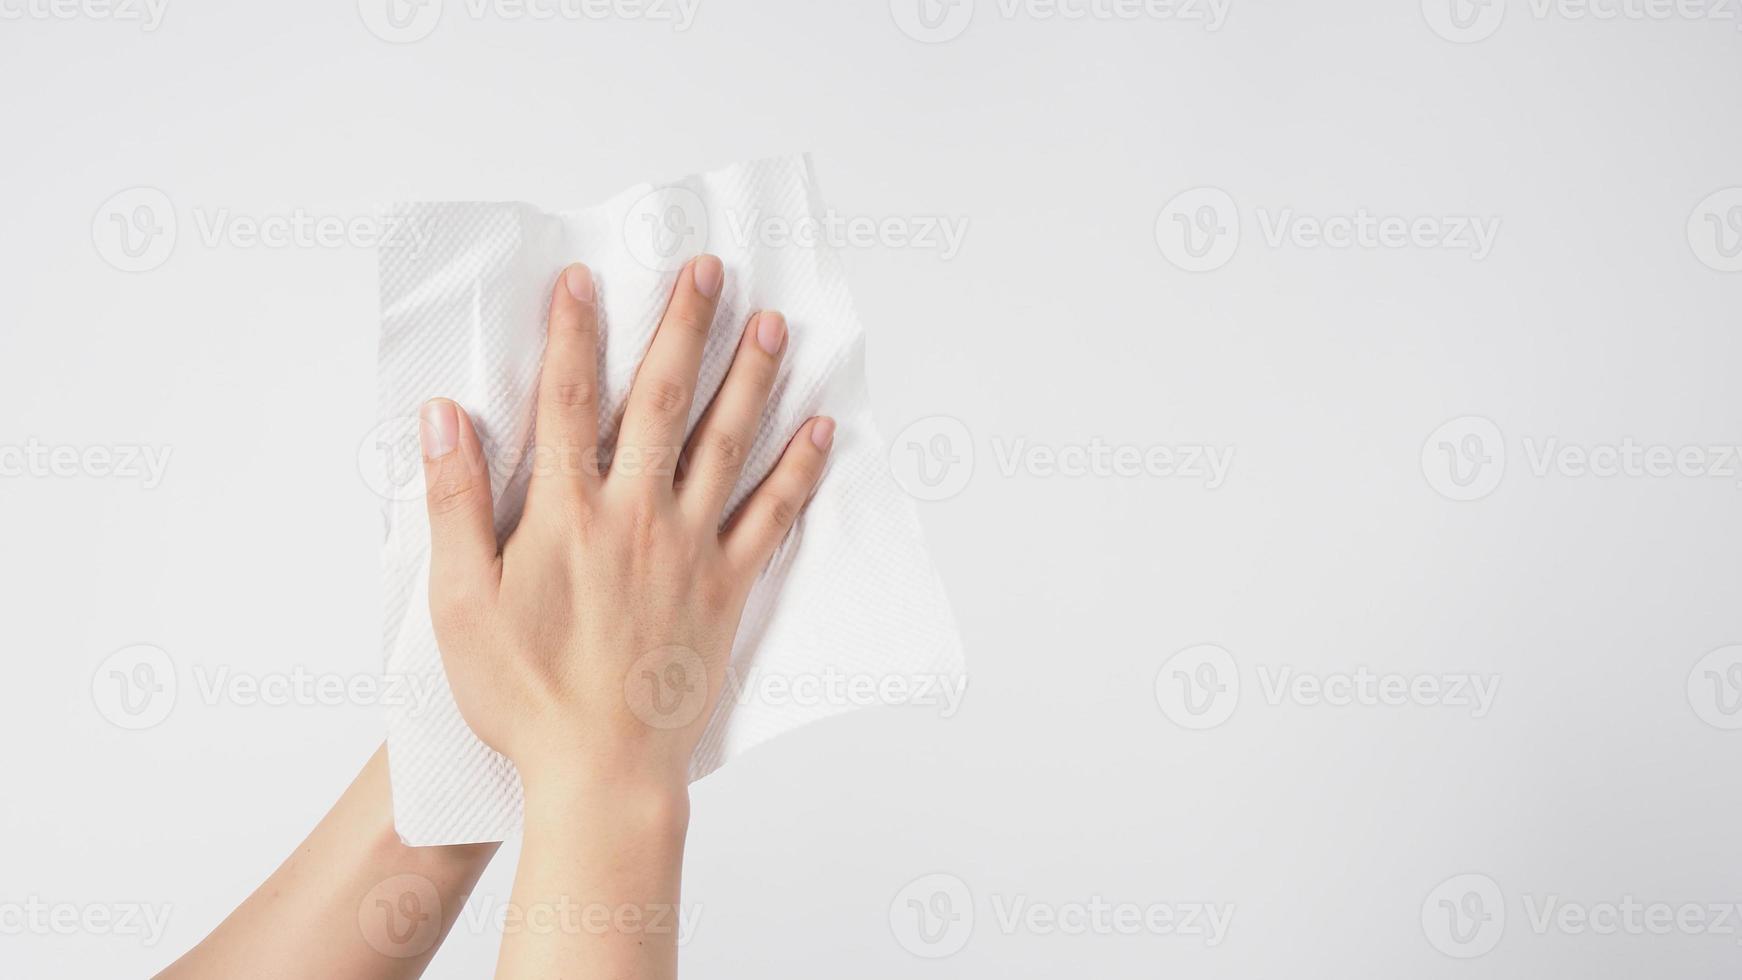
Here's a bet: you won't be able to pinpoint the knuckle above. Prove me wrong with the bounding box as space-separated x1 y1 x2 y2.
546 380 595 409
763 493 800 531
706 429 748 469
425 474 479 516
670 307 712 338
638 376 689 417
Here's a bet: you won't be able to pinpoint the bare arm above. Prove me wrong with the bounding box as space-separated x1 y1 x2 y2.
157 745 497 980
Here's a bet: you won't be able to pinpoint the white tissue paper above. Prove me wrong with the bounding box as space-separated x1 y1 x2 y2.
374 154 964 845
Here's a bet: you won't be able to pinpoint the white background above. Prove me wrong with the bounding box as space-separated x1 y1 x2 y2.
4 0 1742 976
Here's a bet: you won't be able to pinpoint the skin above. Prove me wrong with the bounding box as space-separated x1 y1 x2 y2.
157 254 832 980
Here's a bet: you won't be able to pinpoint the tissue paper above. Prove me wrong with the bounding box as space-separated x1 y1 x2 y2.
375 155 964 845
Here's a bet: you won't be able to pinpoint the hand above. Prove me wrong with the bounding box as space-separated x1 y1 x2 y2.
416 254 833 796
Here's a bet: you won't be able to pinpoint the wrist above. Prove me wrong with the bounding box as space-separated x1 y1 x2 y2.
520 766 691 840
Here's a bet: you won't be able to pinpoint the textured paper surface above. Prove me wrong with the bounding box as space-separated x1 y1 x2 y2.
376 155 964 845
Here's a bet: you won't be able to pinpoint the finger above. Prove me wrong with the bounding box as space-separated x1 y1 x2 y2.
722 416 834 573
532 263 601 491
418 398 500 599
611 254 723 487
679 311 786 525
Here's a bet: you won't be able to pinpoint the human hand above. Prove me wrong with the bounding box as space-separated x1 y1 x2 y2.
416 255 833 796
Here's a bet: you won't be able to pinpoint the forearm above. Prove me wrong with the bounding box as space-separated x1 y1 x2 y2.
495 774 691 980
158 745 498 980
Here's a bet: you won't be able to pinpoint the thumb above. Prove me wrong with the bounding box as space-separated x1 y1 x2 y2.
418 398 499 598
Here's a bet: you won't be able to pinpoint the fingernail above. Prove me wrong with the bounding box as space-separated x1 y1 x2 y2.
810 417 835 451
565 264 594 304
755 311 786 355
692 254 724 300
420 400 459 459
